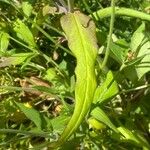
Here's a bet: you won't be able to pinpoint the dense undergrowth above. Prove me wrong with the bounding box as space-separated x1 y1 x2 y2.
0 0 150 149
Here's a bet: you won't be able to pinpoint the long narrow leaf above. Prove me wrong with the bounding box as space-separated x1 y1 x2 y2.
49 11 98 148
15 102 42 130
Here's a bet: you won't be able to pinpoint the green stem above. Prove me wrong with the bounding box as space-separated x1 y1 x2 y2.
0 129 51 138
82 0 93 15
92 7 150 22
67 0 74 12
120 84 150 94
0 86 38 92
101 0 115 69
82 0 99 27
9 35 65 77
9 36 38 53
44 21 64 36
34 24 73 56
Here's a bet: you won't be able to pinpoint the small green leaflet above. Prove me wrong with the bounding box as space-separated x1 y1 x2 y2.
94 71 119 104
0 32 9 53
13 19 37 48
0 53 34 68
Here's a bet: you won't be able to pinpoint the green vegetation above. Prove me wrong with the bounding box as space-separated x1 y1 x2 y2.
0 0 150 149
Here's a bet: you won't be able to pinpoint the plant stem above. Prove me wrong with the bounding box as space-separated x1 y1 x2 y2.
0 129 51 138
44 21 64 36
9 36 38 53
9 35 65 77
92 7 150 22
82 0 99 27
34 24 73 56
67 0 74 12
101 0 115 69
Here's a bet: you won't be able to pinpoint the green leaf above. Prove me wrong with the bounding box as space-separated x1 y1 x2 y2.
96 29 107 46
88 117 106 130
32 86 56 95
50 115 70 133
0 32 9 53
22 1 33 17
94 71 119 104
110 41 127 65
42 5 57 16
15 102 42 130
49 12 98 148
118 126 150 149
118 126 140 143
44 68 57 81
0 53 34 67
131 23 145 52
130 23 150 79
122 66 138 83
91 107 119 133
13 19 36 48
